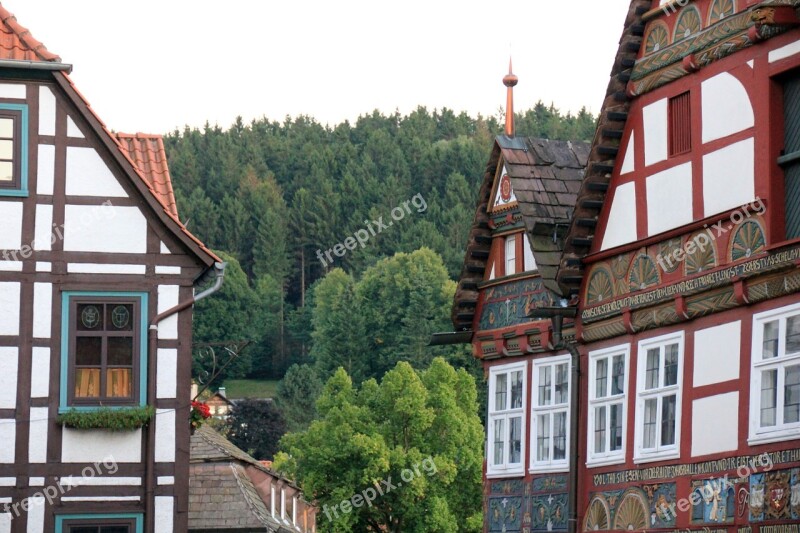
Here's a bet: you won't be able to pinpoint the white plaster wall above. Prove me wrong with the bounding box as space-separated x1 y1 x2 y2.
0 348 17 409
62 428 142 463
156 349 177 399
691 392 739 457
157 476 175 485
60 476 141 487
33 204 52 251
66 116 83 138
157 286 180 340
0 202 22 250
0 84 25 100
32 283 51 339
601 181 638 250
0 262 21 272
63 205 147 254
770 38 800 63
160 241 171 254
36 144 55 196
38 87 55 137
30 347 50 398
0 478 15 487
67 263 146 275
155 266 181 275
34 262 50 273
28 478 44 487
155 409 175 463
620 132 635 175
155 496 174 533
643 99 668 166
694 321 741 387
646 162 694 236
0 282 20 336
703 138 755 217
523 237 536 272
0 512 10 533
0 423 13 463
702 73 754 143
28 407 48 463
65 147 127 197
25 496 44 533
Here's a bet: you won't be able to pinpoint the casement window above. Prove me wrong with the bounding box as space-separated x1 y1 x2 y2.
634 332 683 463
56 514 142 533
668 92 691 157
531 355 570 472
505 234 517 276
487 361 526 477
780 70 800 240
587 345 630 467
60 292 148 411
750 303 800 444
523 235 537 272
0 104 27 197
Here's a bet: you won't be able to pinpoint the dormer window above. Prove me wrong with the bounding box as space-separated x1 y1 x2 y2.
505 235 517 276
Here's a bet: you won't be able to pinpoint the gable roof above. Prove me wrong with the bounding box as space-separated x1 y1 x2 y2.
451 136 589 331
116 133 179 219
0 3 61 63
552 0 649 298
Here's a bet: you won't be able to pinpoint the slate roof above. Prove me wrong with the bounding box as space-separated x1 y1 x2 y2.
0 3 61 63
189 426 301 532
451 137 589 330
116 133 179 219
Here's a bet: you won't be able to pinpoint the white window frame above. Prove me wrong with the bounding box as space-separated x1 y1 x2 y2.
530 354 571 473
634 332 683 464
750 302 800 445
523 234 537 272
587 344 630 467
487 361 527 478
505 234 517 276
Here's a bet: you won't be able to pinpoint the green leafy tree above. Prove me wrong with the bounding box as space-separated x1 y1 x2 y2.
276 359 482 533
276 364 323 432
226 399 287 460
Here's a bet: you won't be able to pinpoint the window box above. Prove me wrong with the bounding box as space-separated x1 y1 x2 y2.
56 406 154 431
587 344 630 467
487 361 526 478
634 332 683 463
60 291 149 413
531 354 571 473
750 302 800 445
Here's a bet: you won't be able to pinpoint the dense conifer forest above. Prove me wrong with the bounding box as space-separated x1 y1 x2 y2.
165 103 596 385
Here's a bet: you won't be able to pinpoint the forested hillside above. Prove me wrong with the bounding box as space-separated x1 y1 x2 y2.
165 103 596 382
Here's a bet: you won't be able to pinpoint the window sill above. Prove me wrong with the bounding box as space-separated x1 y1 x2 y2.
529 464 569 474
633 449 680 464
586 454 626 468
748 429 800 446
486 468 525 479
0 189 27 198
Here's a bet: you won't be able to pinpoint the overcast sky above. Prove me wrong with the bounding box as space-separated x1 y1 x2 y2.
8 0 632 134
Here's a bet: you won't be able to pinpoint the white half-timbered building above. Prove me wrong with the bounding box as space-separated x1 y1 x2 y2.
0 6 223 532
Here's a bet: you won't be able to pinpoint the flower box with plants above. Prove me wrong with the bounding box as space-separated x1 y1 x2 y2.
56 406 155 431
190 400 212 432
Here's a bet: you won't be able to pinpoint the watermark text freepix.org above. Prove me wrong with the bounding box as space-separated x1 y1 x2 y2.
316 193 427 267
322 456 438 522
655 197 766 274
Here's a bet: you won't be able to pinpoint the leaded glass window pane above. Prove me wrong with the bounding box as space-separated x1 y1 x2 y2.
761 369 777 427
595 358 608 399
594 406 606 453
763 320 779 359
644 398 657 449
510 371 523 409
784 364 800 424
661 394 677 446
495 373 507 411
509 416 522 464
537 413 550 461
646 349 660 389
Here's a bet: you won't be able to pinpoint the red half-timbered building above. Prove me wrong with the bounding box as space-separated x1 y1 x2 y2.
445 1 800 532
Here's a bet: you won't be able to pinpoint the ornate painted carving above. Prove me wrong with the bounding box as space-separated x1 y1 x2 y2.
709 0 737 25
610 254 630 280
645 22 670 54
531 493 568 531
658 239 682 273
628 254 660 292
684 233 717 275
690 477 736 524
730 219 766 262
532 475 568 493
674 6 703 42
479 277 556 331
613 490 650 530
583 495 610 531
583 485 676 531
748 467 800 522
586 266 615 305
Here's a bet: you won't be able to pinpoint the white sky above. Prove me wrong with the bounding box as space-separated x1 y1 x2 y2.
7 0 632 134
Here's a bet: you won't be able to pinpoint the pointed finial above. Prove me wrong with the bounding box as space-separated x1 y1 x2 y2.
503 57 518 137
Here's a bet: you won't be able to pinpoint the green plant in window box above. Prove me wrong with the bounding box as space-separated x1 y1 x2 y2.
56 406 155 431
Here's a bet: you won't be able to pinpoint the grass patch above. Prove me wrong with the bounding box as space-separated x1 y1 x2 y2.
222 379 279 399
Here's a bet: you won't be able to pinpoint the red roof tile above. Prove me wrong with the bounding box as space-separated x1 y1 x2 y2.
0 3 60 62
116 133 179 219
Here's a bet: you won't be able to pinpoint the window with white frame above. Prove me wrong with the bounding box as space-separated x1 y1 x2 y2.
487 362 525 476
523 235 536 272
634 332 683 463
531 355 570 472
505 234 517 276
588 345 629 466
750 303 800 444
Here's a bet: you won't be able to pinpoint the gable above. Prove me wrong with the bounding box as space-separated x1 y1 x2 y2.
489 161 517 212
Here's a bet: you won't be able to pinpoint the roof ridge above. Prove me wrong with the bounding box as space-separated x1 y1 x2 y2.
0 3 60 62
